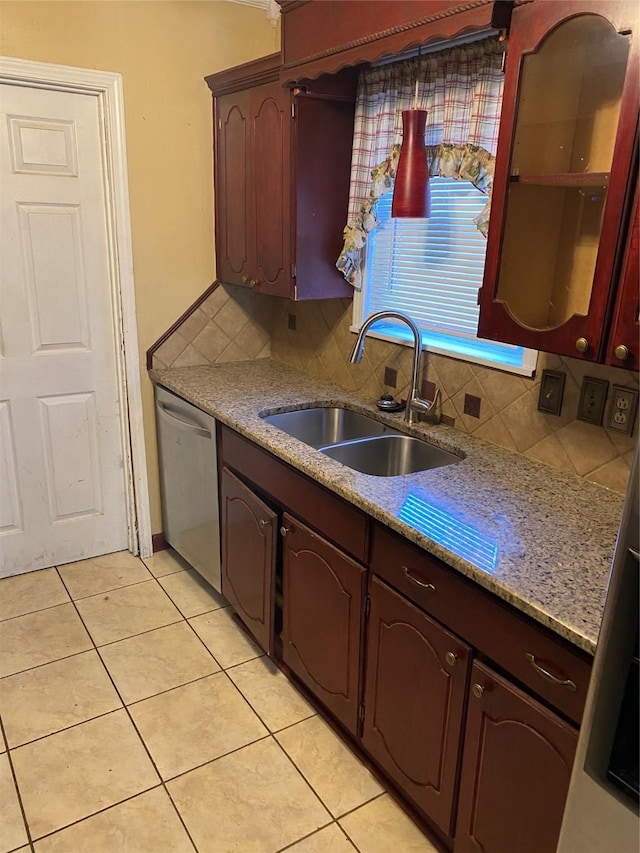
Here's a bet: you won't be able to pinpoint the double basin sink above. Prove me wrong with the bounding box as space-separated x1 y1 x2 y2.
261 406 460 477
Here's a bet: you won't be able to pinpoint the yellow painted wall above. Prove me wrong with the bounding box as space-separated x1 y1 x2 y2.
0 1 279 537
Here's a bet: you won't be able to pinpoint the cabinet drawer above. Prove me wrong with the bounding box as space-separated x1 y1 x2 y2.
219 425 368 563
371 524 591 724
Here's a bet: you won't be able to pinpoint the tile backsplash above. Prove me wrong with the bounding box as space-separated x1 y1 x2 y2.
153 287 637 494
151 284 278 369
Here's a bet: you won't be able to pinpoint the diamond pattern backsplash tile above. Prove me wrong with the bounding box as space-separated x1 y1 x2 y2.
152 284 279 371
271 300 637 494
154 288 636 494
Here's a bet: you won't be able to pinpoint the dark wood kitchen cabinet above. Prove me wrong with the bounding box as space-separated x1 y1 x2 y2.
220 466 277 655
218 422 591 851
455 660 578 853
478 0 639 364
605 178 639 369
362 576 471 836
281 513 366 735
206 53 355 300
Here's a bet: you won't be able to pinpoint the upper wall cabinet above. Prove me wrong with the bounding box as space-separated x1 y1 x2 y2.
478 0 639 364
605 177 639 369
278 0 512 85
206 53 356 300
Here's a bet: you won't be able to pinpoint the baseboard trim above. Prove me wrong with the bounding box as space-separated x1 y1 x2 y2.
152 532 168 553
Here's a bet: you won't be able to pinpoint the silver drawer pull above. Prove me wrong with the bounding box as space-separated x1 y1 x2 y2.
259 519 270 529
525 653 577 692
402 566 436 592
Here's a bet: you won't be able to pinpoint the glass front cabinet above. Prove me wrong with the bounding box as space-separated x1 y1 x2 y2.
479 0 639 365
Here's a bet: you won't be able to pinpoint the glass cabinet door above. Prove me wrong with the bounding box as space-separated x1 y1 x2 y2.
479 1 638 362
496 15 630 332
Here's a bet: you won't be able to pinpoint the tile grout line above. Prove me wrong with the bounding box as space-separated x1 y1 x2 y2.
50 564 202 852
0 704 35 851
4 560 380 853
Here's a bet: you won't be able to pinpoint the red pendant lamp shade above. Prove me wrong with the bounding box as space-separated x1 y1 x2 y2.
392 109 430 218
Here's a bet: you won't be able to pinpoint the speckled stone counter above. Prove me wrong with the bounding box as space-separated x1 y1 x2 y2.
151 360 626 654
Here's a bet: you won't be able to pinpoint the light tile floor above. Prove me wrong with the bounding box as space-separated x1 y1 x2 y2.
0 550 440 853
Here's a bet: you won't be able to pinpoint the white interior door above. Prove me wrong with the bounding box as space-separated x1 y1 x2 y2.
0 82 129 577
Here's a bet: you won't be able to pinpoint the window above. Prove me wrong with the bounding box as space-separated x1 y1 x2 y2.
352 180 537 376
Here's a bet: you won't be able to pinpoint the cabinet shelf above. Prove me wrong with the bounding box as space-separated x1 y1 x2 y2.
509 172 610 187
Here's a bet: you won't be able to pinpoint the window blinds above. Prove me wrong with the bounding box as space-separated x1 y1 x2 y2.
360 177 536 373
365 178 486 337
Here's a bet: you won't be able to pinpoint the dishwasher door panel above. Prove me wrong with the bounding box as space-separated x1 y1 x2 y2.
155 386 221 592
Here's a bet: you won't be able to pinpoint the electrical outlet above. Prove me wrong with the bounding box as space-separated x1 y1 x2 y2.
606 386 639 436
577 377 609 425
538 370 565 416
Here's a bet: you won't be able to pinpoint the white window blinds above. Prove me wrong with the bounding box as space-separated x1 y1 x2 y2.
360 177 537 374
367 178 485 336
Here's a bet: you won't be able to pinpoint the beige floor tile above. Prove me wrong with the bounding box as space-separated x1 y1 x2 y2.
339 794 439 853
12 709 159 840
189 606 262 669
158 568 226 618
286 824 357 852
141 549 187 578
0 568 69 621
33 787 193 853
168 737 330 853
0 603 92 678
58 551 151 599
129 672 267 779
75 580 182 646
276 716 383 818
0 752 29 853
227 656 314 732
0 650 121 747
99 621 219 704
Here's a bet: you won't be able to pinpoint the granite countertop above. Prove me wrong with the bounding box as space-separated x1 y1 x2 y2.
151 359 625 655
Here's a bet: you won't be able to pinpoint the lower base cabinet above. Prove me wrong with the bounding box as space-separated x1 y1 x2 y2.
220 467 277 655
454 661 578 853
218 425 584 852
362 576 471 836
281 513 366 736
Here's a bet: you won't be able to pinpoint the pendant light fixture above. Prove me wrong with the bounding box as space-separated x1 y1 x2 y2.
392 52 430 219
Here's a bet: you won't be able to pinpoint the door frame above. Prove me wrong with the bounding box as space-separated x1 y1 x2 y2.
0 56 152 558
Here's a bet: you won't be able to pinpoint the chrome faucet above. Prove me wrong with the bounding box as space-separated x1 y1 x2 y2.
349 311 440 425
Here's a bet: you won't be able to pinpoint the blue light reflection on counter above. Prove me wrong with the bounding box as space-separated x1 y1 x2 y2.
399 490 498 573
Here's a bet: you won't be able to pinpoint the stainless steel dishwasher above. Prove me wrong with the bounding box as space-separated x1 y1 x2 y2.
154 385 221 592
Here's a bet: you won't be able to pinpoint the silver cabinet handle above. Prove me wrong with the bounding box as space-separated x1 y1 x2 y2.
259 519 270 529
280 526 290 537
445 651 457 667
472 683 485 699
525 653 578 691
157 403 211 439
402 566 436 592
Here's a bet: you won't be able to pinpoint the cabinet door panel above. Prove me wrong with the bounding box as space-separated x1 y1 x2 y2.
479 1 639 360
221 467 276 654
606 181 639 369
455 660 578 853
281 513 366 734
363 576 470 835
251 83 292 297
216 92 251 285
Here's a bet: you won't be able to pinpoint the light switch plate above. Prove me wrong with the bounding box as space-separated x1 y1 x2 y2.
577 377 609 425
538 370 565 416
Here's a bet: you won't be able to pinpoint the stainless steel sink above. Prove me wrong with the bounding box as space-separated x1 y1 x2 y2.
262 407 398 448
321 434 460 476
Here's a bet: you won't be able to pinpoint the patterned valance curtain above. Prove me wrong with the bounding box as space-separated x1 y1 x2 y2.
337 37 505 289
